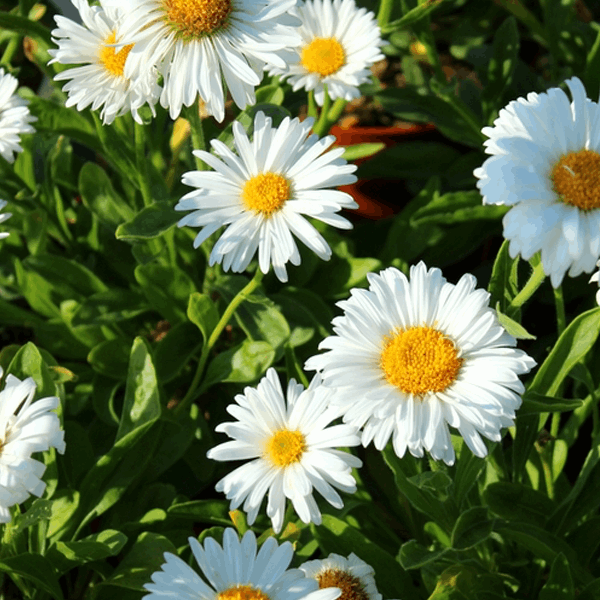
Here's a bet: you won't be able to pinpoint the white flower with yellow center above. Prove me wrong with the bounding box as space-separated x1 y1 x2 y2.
300 553 383 600
269 0 384 105
305 263 536 466
0 69 36 163
0 200 11 239
206 368 362 533
144 528 342 600
109 0 301 121
48 0 160 125
0 368 66 523
176 110 357 282
475 77 600 288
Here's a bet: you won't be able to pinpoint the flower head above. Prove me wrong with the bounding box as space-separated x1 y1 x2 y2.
176 110 358 282
0 69 36 163
144 527 342 600
48 0 160 125
207 368 362 533
300 553 382 600
110 0 301 120
475 76 600 287
270 0 384 105
305 263 536 466
0 369 66 523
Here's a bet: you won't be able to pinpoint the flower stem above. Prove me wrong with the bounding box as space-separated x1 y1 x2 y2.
377 0 394 29
186 103 208 171
134 121 153 206
176 269 265 415
553 285 566 337
307 90 318 119
312 86 332 137
506 255 546 314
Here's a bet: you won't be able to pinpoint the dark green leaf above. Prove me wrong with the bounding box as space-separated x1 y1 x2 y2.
451 506 492 549
168 500 232 526
539 553 575 600
484 482 555 528
382 0 446 34
495 306 536 340
0 554 64 600
398 539 451 570
88 339 131 380
488 240 519 313
155 321 203 383
187 292 219 341
116 202 181 240
519 392 583 415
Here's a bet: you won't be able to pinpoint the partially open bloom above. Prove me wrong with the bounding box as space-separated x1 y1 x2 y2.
111 0 301 120
207 369 362 533
0 200 11 239
0 369 66 523
144 528 341 600
270 0 384 105
300 553 382 600
305 263 536 466
176 111 357 282
49 0 160 124
0 69 36 163
475 77 600 287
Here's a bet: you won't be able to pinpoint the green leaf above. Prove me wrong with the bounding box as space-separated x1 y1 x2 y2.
584 23 600 100
71 289 149 326
382 0 447 34
88 339 131 380
0 12 52 44
398 539 452 570
356 141 461 180
451 506 493 549
203 340 275 390
488 240 519 313
47 489 80 541
116 202 181 240
96 532 176 593
48 529 128 575
187 292 219 341
168 500 232 526
495 306 536 340
155 321 203 383
482 17 520 121
519 392 583 415
116 337 162 442
79 162 135 230
342 142 386 162
6 342 58 400
453 444 486 509
313 515 415 600
539 553 575 600
0 554 64 600
484 482 555 528
255 85 285 105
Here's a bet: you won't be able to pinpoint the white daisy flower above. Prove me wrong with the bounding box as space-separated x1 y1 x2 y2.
109 0 301 121
0 69 36 163
0 200 11 239
48 0 161 125
206 368 362 534
305 263 536 466
475 76 600 288
0 368 66 523
144 527 342 600
175 110 358 282
270 0 384 106
300 553 383 600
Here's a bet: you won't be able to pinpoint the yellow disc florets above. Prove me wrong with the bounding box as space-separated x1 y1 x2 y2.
380 326 463 396
301 37 346 77
99 31 133 77
242 172 290 216
218 585 270 600
317 569 369 600
266 430 306 467
551 149 600 210
162 0 232 40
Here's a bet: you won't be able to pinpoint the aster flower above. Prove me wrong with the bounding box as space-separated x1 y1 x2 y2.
144 527 342 600
475 76 600 288
0 368 66 523
0 200 11 239
175 110 358 282
270 0 384 105
0 69 36 163
206 368 362 534
300 553 383 600
109 0 301 121
305 263 536 466
48 0 160 125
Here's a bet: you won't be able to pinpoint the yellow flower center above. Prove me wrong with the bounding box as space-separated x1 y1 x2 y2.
162 0 232 40
317 569 369 600
380 326 462 396
266 430 306 467
98 31 133 77
301 37 346 77
551 149 600 210
219 586 270 600
242 172 290 215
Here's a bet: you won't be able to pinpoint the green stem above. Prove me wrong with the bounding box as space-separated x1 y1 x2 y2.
134 121 153 206
327 98 347 126
312 86 332 137
285 344 310 388
506 256 546 314
186 104 208 171
0 36 20 68
494 0 548 46
307 90 318 119
176 269 265 415
377 0 394 29
553 285 566 337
